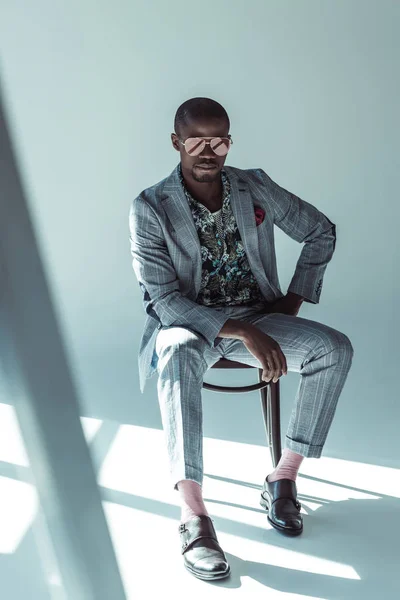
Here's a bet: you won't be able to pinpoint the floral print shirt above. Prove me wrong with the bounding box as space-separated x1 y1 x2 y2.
178 163 264 307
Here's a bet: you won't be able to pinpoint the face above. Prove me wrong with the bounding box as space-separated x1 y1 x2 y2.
171 117 230 183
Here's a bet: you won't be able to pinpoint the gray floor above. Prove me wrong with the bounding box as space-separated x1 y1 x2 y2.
0 408 399 599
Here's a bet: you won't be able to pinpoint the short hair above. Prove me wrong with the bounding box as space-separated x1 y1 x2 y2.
174 97 230 137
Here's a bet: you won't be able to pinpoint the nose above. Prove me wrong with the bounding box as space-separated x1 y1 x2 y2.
198 143 218 160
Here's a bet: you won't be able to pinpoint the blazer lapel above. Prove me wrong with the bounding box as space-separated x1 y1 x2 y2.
161 166 202 296
227 167 280 300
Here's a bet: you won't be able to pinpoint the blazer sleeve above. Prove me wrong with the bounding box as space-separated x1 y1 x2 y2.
129 196 231 347
255 168 337 304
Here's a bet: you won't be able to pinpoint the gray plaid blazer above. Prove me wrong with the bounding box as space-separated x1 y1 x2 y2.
129 163 336 393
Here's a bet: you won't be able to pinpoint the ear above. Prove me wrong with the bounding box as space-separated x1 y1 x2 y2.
171 133 180 152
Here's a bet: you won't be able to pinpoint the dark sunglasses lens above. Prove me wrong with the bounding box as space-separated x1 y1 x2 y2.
210 137 230 156
185 138 205 155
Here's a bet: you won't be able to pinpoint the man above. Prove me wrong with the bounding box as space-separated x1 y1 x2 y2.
129 97 354 581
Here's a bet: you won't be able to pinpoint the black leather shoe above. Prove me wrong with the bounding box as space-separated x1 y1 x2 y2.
179 515 231 580
260 477 303 536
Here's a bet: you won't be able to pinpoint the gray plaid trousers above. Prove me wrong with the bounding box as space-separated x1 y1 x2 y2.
155 302 354 490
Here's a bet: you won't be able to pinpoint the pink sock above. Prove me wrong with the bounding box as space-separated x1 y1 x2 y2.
267 448 304 482
177 480 209 524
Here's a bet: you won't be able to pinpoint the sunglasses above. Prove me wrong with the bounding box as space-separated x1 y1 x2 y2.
178 135 233 156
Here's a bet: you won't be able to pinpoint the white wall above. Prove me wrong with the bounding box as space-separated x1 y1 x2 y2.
1 0 399 474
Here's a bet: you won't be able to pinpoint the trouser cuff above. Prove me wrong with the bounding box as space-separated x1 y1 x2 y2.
285 436 323 458
173 467 203 491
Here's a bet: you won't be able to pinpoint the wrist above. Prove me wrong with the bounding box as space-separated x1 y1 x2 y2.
237 321 256 341
218 318 255 341
286 292 304 304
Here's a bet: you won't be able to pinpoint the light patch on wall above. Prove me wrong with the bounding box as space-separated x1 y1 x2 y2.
0 403 102 468
0 475 38 553
0 403 30 466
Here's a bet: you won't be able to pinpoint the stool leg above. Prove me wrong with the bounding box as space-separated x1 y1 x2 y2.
269 381 282 467
258 369 272 453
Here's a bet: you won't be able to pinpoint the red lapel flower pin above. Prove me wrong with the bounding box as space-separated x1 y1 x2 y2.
254 206 265 226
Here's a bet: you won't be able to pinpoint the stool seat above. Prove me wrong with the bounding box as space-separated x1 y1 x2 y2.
202 358 282 467
208 358 254 369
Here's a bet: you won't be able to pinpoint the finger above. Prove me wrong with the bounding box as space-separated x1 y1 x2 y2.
269 349 283 381
270 345 287 376
277 347 288 375
264 365 279 384
262 361 273 382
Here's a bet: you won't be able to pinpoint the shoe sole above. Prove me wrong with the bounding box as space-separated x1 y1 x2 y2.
184 563 231 581
260 493 303 537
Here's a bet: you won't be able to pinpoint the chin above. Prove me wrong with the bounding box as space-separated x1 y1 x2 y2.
192 173 216 183
192 166 221 183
